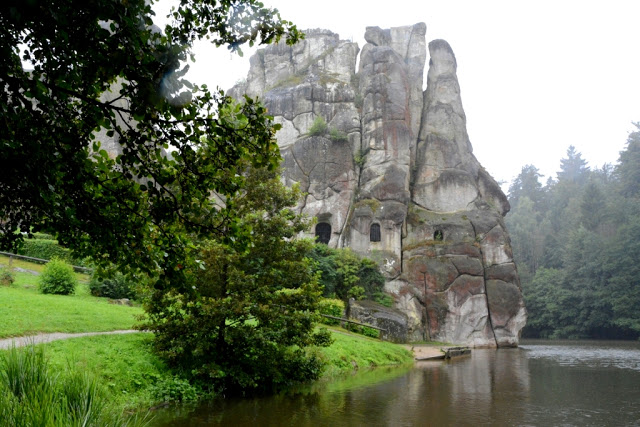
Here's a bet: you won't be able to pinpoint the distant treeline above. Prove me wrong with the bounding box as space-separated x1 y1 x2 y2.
507 123 640 340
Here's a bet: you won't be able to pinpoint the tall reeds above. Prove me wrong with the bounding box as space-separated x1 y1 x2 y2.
0 345 150 426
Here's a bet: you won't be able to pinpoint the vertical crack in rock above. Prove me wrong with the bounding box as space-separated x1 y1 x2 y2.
470 219 499 347
227 24 526 347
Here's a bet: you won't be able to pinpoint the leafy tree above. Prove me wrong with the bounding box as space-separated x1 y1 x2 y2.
309 245 387 304
521 268 565 338
141 167 331 394
0 0 302 283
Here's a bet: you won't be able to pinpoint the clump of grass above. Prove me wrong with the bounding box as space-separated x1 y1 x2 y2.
329 127 348 142
308 116 328 136
0 345 149 426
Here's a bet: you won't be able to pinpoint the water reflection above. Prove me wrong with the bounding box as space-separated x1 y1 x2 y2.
154 341 640 426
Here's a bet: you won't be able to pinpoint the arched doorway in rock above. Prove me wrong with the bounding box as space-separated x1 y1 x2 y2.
370 223 381 242
315 222 331 244
434 229 444 241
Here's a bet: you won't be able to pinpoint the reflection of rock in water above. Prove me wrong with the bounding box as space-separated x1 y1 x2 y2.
228 23 526 347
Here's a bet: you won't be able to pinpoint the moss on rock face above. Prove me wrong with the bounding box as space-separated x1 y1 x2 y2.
354 199 381 214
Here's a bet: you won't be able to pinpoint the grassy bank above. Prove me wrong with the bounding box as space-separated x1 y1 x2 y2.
26 329 413 408
0 328 413 422
319 329 413 377
1 256 414 418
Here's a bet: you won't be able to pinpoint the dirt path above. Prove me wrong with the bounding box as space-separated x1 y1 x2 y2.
0 330 140 350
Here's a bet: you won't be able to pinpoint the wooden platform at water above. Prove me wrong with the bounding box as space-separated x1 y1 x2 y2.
409 345 471 361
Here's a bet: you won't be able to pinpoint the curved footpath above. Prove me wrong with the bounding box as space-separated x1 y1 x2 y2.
1 330 463 362
0 330 140 350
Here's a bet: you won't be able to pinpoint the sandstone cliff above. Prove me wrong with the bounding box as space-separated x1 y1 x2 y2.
230 24 526 347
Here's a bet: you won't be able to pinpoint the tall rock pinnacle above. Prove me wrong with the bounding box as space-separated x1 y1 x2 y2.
229 24 526 347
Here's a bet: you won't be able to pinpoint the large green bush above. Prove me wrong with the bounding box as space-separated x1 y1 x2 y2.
38 258 77 295
89 270 137 300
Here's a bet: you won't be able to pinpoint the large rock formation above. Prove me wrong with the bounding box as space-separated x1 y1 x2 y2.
230 24 526 347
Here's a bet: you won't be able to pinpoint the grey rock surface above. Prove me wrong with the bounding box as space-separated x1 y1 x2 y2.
349 299 409 343
229 24 526 347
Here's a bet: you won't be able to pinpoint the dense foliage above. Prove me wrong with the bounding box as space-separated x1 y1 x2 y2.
17 238 72 263
38 258 77 295
141 168 331 394
89 268 138 300
310 244 389 305
0 0 329 393
1 0 301 284
317 298 345 326
507 125 640 339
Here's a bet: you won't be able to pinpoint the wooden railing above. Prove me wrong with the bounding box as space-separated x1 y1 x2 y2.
0 251 93 274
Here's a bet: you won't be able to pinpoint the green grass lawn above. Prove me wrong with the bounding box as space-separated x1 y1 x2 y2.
1 256 413 414
0 267 142 338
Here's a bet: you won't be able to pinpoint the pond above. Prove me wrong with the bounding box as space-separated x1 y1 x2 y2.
152 340 640 426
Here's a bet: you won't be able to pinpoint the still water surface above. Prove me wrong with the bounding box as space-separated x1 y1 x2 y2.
154 340 640 426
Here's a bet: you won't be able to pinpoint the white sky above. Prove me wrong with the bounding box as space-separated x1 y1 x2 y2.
155 0 640 188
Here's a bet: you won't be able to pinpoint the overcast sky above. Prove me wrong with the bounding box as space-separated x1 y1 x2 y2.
156 0 640 188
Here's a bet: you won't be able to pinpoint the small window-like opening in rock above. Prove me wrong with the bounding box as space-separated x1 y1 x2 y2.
434 229 443 241
370 223 381 242
315 222 331 244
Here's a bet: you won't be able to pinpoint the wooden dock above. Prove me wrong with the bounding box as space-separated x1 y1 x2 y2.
410 345 471 361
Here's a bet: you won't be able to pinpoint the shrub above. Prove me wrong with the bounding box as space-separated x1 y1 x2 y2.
89 270 137 300
38 258 77 295
373 291 394 307
346 323 380 339
318 298 345 325
0 267 14 286
329 127 348 142
150 376 201 403
347 285 365 300
308 116 328 136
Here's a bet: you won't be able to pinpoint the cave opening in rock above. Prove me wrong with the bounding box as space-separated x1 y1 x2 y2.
315 222 331 244
434 229 443 241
